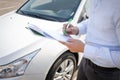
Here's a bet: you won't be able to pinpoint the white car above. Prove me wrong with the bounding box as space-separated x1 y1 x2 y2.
0 0 87 80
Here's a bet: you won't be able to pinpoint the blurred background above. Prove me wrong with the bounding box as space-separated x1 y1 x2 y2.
0 0 26 16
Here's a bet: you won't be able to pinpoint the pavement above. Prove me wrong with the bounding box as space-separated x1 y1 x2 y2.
0 0 78 79
0 0 25 15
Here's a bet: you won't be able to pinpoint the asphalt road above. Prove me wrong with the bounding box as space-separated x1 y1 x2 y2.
0 0 25 16
0 0 78 79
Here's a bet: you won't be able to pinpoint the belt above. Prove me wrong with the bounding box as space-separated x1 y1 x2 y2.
85 58 120 71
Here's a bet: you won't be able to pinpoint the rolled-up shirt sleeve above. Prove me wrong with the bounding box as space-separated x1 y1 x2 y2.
77 19 88 36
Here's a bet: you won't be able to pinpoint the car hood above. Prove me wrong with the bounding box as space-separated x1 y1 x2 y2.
0 12 63 64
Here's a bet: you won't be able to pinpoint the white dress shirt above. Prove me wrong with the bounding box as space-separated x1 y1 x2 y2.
78 0 120 68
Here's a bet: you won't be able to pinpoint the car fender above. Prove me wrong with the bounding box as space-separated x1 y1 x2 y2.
25 39 68 75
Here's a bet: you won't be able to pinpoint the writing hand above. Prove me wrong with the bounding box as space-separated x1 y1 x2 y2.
63 24 79 36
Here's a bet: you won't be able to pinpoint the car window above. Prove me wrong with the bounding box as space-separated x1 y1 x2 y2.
18 0 82 21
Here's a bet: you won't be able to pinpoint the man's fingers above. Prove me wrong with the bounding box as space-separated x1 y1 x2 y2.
63 24 73 36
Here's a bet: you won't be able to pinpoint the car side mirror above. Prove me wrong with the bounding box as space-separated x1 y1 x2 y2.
83 12 88 20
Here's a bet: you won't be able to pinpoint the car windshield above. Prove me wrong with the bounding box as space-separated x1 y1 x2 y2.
17 0 81 22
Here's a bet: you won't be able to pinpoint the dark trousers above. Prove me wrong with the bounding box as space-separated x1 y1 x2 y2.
77 58 120 80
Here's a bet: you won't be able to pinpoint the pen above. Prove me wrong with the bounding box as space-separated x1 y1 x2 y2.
64 19 72 35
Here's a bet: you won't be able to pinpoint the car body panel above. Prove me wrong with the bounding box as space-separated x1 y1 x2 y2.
0 12 67 63
0 11 69 80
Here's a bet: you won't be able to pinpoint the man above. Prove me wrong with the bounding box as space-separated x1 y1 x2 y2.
61 0 120 80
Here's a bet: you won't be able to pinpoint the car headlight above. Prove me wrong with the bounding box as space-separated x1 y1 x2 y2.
0 49 40 78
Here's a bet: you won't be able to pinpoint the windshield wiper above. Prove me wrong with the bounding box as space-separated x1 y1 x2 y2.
18 10 60 21
18 10 41 18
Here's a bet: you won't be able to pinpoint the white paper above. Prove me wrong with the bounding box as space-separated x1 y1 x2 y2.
27 23 71 42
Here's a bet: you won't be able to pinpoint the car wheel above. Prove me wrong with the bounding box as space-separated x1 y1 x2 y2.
46 52 77 80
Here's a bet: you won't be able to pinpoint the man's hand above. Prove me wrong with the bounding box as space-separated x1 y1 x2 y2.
63 24 79 36
60 38 85 53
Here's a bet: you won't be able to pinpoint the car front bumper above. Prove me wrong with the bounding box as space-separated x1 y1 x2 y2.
0 74 45 80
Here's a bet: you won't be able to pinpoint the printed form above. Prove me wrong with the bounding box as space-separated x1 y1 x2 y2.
27 24 71 42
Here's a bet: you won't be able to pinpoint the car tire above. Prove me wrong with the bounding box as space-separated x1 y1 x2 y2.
46 52 77 80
